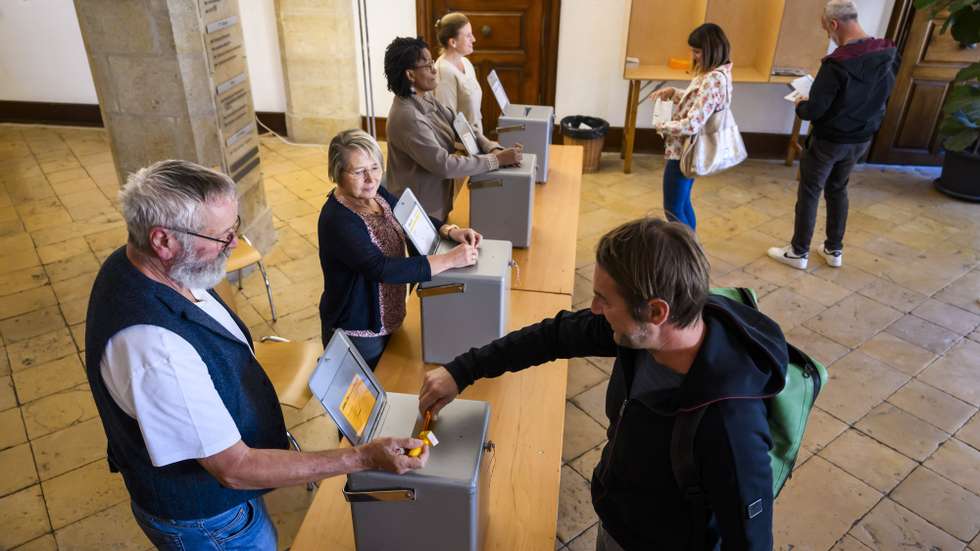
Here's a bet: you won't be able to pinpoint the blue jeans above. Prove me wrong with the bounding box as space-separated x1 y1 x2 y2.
131 498 277 551
663 159 696 230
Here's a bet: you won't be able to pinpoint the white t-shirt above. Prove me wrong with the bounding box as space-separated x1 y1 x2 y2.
100 288 251 467
435 55 484 135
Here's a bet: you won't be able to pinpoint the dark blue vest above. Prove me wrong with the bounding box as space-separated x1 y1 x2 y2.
85 247 289 520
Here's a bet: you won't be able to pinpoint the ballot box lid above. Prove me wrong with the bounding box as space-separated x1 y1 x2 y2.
423 238 512 286
502 103 555 122
470 153 537 183
309 331 387 446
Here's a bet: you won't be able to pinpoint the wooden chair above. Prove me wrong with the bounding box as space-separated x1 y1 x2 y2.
214 279 322 490
226 236 277 322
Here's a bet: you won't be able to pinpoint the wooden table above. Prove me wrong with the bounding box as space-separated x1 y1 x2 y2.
290 290 570 551
448 144 583 296
620 65 794 173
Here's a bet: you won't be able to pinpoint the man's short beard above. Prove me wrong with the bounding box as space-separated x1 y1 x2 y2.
613 324 650 350
169 236 230 290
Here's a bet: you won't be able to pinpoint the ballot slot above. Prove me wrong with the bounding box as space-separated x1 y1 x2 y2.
487 70 555 183
309 332 494 550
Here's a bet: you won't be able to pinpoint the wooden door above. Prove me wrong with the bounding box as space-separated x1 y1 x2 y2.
869 8 980 165
417 0 560 138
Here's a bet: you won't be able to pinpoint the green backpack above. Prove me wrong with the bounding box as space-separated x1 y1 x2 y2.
670 287 828 504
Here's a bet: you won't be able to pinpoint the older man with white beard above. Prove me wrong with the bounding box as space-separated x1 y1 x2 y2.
85 160 428 550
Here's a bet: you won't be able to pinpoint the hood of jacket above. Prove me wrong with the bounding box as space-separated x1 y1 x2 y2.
825 37 897 82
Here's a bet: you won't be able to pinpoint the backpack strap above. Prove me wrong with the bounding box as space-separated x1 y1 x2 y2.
736 287 759 309
671 406 709 549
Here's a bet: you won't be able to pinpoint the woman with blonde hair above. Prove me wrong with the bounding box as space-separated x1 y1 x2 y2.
650 23 734 231
433 12 483 134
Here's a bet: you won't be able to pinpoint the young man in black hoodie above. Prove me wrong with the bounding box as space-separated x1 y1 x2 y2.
769 0 899 270
420 217 788 550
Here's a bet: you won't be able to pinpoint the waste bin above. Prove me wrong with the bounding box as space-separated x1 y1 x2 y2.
560 115 609 173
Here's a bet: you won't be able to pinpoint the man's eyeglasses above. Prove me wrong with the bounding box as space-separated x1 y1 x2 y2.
346 165 383 182
166 216 241 250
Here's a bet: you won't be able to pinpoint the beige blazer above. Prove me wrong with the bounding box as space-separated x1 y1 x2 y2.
435 55 484 135
385 93 499 221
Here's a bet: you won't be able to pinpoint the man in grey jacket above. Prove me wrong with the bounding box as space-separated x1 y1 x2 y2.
383 36 521 221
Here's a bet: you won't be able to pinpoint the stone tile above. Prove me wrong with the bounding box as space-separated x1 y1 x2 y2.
817 351 909 424
60 298 87 326
42 459 128 529
0 306 67 343
43 251 100 283
805 294 903 348
287 415 339 451
919 340 980 405
785 326 850 367
265 484 317 551
758 287 826 331
744 256 807 287
856 403 949 462
0 485 50 549
856 332 937 376
31 417 106 480
799 408 849 464
569 442 604 480
957 413 980 451
850 498 966 551
0 375 15 410
50 271 97 303
830 534 874 551
562 402 607 462
888 380 976 433
887 314 961 355
773 456 881 551
69 323 85 353
21 386 98 440
924 438 980 496
913 299 980 336
36 237 90 265
892 466 980 542
13 533 59 551
790 273 853 307
820 429 916 493
54 500 150 551
0 266 49 297
281 395 327 430
570 379 609 429
0 247 41 274
810 264 879 292
857 278 928 313
5 329 77 371
934 269 980 316
0 407 27 450
0 442 38 496
565 522 599 551
0 347 7 377
0 286 58 321
711 270 780 299
566 358 607 399
12 354 87 404
557 465 597 544
586 356 614 375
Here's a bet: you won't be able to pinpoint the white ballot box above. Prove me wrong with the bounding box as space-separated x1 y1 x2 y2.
468 153 537 248
309 331 494 551
488 70 554 182
393 188 513 365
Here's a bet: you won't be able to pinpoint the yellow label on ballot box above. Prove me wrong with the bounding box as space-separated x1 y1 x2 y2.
340 374 376 437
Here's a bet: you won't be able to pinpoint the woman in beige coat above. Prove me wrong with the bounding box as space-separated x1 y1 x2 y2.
434 12 483 134
383 36 521 222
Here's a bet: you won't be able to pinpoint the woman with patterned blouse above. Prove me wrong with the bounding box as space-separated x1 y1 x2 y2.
317 129 481 369
651 23 734 231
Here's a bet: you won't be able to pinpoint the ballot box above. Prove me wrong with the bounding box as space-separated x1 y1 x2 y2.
468 153 537 248
392 189 513 365
488 70 554 182
309 331 494 551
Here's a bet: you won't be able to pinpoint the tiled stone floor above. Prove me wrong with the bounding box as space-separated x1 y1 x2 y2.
0 124 978 550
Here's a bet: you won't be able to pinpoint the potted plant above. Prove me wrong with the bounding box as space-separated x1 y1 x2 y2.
916 0 980 201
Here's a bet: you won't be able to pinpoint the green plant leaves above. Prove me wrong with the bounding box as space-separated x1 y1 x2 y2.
955 63 980 82
950 5 980 44
944 128 980 151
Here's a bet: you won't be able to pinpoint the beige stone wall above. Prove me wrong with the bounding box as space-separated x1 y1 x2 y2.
74 0 276 252
275 0 362 144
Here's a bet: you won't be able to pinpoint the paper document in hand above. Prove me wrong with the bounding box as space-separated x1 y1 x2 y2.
652 99 674 126
784 75 814 103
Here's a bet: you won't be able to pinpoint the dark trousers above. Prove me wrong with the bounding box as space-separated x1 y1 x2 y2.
791 138 870 255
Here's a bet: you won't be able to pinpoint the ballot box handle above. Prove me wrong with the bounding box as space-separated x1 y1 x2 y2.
496 124 526 133
417 283 465 298
342 485 416 503
468 179 503 190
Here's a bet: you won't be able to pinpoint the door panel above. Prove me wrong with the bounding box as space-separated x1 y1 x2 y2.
418 0 559 138
870 9 980 165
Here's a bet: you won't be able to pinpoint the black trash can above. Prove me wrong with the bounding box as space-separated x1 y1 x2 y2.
560 116 609 173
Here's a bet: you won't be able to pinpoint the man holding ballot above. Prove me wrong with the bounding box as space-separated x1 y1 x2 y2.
768 0 899 270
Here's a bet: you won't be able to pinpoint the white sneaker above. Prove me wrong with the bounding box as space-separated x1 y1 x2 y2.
819 247 843 268
767 245 808 270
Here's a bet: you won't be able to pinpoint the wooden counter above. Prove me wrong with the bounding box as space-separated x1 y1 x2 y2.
448 144 583 296
291 289 570 551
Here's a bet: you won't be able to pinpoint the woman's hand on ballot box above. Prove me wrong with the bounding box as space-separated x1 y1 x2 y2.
419 367 461 416
357 437 430 474
494 144 523 167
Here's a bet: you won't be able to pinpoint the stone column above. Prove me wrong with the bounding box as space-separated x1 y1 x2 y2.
274 0 361 144
74 0 276 252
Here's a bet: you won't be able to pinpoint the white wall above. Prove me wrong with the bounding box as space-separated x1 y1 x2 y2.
0 0 895 135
